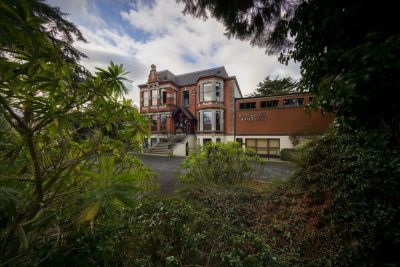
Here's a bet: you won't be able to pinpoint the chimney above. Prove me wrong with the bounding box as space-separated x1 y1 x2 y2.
148 64 158 83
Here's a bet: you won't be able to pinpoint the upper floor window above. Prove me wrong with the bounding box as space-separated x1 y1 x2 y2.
283 98 303 107
183 90 189 107
239 102 256 109
260 100 278 108
199 81 223 102
216 82 221 102
143 91 149 107
161 89 167 105
202 83 214 101
151 89 158 106
308 97 314 105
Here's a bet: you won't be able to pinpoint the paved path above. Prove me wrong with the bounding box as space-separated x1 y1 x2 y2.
140 154 294 194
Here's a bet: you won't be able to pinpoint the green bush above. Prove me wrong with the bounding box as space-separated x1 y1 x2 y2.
280 148 300 162
40 199 277 266
180 142 262 184
293 128 400 266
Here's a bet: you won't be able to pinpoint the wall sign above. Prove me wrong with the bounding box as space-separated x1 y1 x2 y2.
239 113 267 121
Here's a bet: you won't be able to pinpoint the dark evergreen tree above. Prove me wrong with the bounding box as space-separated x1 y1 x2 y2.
248 75 298 97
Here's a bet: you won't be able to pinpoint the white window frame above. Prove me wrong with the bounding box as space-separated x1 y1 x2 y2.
143 91 149 107
198 109 224 132
151 89 158 106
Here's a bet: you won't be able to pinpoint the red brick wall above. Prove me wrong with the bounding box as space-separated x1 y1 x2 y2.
224 79 234 134
235 94 334 135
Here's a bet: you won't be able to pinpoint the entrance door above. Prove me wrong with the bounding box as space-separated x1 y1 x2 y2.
175 113 189 133
173 109 196 134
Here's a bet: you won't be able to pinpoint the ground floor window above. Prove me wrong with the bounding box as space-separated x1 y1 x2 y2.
203 138 212 145
245 138 280 157
203 111 212 131
216 138 221 143
150 138 157 147
160 113 167 131
235 138 243 146
151 115 158 132
198 109 224 132
143 138 149 148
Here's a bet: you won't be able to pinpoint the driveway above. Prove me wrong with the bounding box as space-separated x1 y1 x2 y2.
140 154 294 194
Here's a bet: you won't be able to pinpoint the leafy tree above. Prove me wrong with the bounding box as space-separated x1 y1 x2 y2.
248 75 298 97
0 1 156 265
178 0 400 145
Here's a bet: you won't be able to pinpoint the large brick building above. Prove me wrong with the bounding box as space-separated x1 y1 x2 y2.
138 65 333 156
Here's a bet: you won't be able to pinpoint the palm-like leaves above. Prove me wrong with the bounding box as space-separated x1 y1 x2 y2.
0 1 155 264
95 62 130 99
79 156 157 223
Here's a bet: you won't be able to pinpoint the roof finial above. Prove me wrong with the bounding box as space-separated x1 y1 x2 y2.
148 64 158 83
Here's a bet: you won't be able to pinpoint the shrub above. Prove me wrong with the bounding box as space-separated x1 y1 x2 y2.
293 128 400 266
40 199 278 266
280 148 300 162
180 142 262 184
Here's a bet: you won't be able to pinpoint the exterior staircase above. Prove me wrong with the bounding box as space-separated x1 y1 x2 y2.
144 134 188 156
148 142 171 156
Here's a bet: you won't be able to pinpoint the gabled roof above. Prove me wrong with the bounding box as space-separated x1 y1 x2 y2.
171 107 196 120
157 66 229 86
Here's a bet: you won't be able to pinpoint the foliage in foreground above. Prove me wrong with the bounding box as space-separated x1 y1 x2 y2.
0 1 157 265
293 128 400 266
180 142 262 184
39 197 277 267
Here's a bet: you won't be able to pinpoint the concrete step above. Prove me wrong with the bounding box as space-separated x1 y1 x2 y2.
152 147 170 150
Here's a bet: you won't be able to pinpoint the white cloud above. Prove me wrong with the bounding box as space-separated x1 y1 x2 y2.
46 0 300 103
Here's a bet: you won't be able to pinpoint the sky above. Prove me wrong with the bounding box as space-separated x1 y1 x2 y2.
46 0 300 104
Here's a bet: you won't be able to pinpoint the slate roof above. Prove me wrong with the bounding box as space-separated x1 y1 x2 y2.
157 66 229 86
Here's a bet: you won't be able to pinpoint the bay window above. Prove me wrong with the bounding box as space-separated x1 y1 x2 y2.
198 109 224 132
151 89 158 106
203 111 212 131
216 110 221 131
203 83 214 101
215 82 221 102
199 80 223 102
161 89 167 105
143 91 149 107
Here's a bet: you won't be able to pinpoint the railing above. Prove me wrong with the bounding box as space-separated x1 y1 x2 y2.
167 133 187 149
